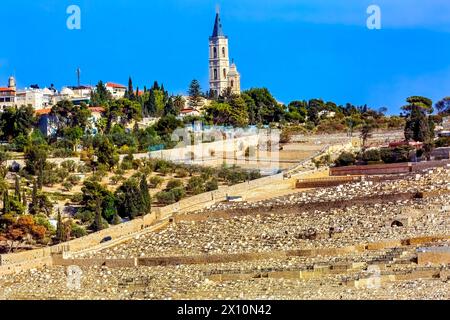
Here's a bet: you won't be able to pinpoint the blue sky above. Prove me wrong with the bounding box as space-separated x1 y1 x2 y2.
1 0 450 114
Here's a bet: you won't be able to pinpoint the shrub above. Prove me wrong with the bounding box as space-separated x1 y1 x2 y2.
77 164 92 173
61 160 77 173
110 175 124 185
156 191 176 205
70 193 83 203
166 179 183 191
62 181 74 192
362 149 381 163
176 168 189 178
171 187 186 202
75 210 95 223
334 152 356 167
120 160 133 171
53 148 74 158
70 224 87 238
149 176 164 189
67 175 81 185
205 178 219 191
186 176 205 195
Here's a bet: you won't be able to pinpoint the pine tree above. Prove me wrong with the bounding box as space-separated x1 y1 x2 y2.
188 79 203 108
56 209 65 243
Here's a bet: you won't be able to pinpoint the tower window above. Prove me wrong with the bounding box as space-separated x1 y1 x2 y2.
222 47 226 57
213 47 217 58
231 80 234 88
223 68 227 78
214 69 218 80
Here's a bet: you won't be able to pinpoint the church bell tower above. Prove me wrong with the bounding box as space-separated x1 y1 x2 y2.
209 9 240 97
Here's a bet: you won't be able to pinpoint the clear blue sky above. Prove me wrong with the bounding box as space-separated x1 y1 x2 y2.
1 0 450 114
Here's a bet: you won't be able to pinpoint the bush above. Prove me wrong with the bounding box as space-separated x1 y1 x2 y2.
67 175 81 185
186 176 205 195
62 181 74 192
171 187 186 202
176 168 189 178
120 160 133 171
110 175 124 185
205 178 219 191
77 164 92 173
156 191 176 205
435 137 450 148
70 193 83 203
53 148 74 158
75 210 95 223
362 149 381 163
71 223 87 238
149 176 164 189
334 152 356 167
61 160 77 173
166 179 183 191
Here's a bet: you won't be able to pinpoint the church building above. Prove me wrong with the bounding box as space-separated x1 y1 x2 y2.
209 11 241 97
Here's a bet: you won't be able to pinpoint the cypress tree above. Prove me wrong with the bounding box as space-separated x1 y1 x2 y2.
14 175 21 202
30 179 38 215
37 167 44 190
93 201 104 232
139 175 151 215
3 191 10 215
127 77 135 100
56 209 65 243
22 189 27 208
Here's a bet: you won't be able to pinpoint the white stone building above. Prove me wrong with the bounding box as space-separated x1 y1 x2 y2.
106 82 126 99
209 11 241 97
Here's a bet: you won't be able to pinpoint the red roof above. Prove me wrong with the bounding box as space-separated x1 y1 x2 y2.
180 108 199 114
106 82 126 89
0 87 15 93
89 107 105 113
35 108 52 116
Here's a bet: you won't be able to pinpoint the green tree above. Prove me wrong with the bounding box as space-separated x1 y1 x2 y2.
0 106 36 142
188 79 204 108
243 88 284 124
115 178 146 219
14 175 21 202
90 81 113 107
436 97 450 115
56 209 65 243
95 136 119 169
139 175 151 215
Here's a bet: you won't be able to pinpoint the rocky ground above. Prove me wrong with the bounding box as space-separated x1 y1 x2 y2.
0 167 448 300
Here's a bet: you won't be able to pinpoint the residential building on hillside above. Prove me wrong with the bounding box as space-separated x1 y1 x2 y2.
106 82 127 99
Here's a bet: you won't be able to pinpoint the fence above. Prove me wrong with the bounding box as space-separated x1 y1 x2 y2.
296 176 362 189
330 160 450 176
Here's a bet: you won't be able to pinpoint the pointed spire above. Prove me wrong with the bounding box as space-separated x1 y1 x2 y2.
212 11 225 37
